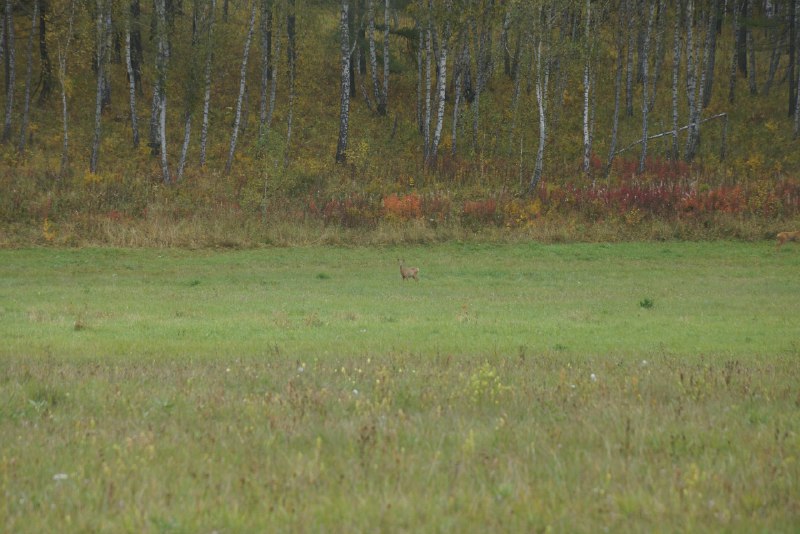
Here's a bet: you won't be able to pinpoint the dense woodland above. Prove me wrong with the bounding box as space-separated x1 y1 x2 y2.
2 0 800 242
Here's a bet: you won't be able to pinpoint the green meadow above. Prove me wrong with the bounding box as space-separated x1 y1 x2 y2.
1 242 799 531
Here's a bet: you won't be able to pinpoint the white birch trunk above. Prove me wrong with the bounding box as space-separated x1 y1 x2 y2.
18 0 38 153
624 0 635 117
177 113 191 180
581 0 591 174
671 4 682 160
429 22 449 166
57 0 75 179
423 23 432 160
685 0 699 161
2 0 16 142
728 0 739 103
89 0 105 174
159 91 169 183
794 0 800 137
125 21 140 148
335 0 351 163
530 37 549 193
258 0 271 136
225 2 257 174
639 0 656 174
607 13 626 174
367 0 382 113
452 35 465 157
381 0 390 115
199 0 216 166
416 13 423 134
266 30 280 131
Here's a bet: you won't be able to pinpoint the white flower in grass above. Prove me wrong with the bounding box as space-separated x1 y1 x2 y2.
53 473 69 481
590 373 597 382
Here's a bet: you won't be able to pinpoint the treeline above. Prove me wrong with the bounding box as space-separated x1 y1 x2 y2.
1 0 800 192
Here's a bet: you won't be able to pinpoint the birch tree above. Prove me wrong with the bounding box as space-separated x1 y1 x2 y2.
606 0 627 174
2 0 15 143
529 4 553 193
638 0 656 173
581 0 593 175
285 0 296 163
671 1 683 160
428 5 450 167
199 0 216 166
335 0 352 163
18 0 39 153
258 0 273 136
225 1 257 174
90 0 109 173
367 0 390 115
57 0 75 178
125 15 140 148
151 0 170 183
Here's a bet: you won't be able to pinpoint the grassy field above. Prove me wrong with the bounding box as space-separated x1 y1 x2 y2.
1 242 799 532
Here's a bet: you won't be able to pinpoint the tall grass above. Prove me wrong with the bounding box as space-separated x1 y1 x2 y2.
1 243 799 531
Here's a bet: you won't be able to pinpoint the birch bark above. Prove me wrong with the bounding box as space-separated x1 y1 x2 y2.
199 0 215 166
18 0 38 153
335 0 352 163
2 0 16 142
429 19 449 166
225 2 257 174
125 19 140 148
89 0 107 173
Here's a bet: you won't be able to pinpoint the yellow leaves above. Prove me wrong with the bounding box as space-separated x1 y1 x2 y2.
42 218 56 242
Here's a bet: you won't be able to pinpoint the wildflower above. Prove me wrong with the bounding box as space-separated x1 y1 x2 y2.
53 473 69 481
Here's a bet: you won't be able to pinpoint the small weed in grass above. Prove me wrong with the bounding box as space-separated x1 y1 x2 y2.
316 272 331 280
640 297 654 309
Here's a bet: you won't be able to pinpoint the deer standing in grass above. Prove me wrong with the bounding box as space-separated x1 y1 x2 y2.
398 259 419 281
776 231 800 250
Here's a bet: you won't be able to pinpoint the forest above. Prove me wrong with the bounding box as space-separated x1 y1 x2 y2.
2 0 800 245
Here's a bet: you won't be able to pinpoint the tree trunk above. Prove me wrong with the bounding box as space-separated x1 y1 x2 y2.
700 0 720 108
152 0 170 182
225 2 257 174
790 0 797 115
367 0 382 114
415 10 423 134
199 0 215 166
747 14 757 95
728 0 739 103
57 0 75 179
423 22 432 160
530 37 550 193
18 0 39 153
671 1 682 160
37 0 54 104
285 0 296 164
381 0 390 115
685 0 700 162
335 0 351 163
625 0 636 117
581 0 592 175
429 20 449 167
2 0 15 143
452 32 466 157
258 0 272 137
177 112 191 180
130 0 143 94
606 4 625 175
638 0 656 174
90 0 107 173
125 20 140 148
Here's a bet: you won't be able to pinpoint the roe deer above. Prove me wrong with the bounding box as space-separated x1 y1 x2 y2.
398 259 419 281
776 231 800 249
